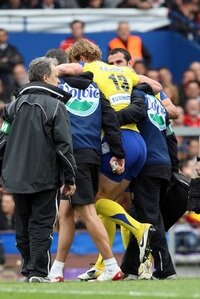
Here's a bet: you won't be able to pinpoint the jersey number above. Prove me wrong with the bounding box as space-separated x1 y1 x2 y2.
108 74 129 92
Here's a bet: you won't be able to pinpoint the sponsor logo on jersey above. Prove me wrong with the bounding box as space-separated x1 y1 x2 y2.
109 93 130 105
59 82 100 117
100 65 124 73
146 94 167 131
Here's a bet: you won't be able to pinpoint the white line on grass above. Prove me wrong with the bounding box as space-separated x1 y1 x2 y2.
0 287 199 298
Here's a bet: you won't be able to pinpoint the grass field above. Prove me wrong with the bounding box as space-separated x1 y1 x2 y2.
0 279 200 299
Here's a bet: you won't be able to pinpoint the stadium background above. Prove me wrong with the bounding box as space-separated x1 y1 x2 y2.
0 6 200 280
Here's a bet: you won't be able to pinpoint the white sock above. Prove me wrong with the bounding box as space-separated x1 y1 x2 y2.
104 257 119 271
49 260 65 277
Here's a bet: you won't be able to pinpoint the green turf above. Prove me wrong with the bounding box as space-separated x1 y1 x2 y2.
0 279 200 299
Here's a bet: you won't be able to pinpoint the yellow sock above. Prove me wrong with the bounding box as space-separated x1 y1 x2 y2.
96 198 144 242
94 215 116 270
120 226 130 249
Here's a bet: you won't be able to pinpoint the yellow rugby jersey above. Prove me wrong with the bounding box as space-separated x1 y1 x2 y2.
84 60 139 131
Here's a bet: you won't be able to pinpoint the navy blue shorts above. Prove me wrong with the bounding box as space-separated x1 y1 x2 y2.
101 130 147 183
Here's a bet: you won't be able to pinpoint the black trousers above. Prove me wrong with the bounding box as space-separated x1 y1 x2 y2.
13 189 58 278
121 173 176 278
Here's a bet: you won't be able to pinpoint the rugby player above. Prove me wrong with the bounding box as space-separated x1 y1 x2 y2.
67 40 158 280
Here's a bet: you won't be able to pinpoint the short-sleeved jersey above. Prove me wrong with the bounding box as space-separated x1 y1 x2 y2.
84 60 139 131
156 90 168 102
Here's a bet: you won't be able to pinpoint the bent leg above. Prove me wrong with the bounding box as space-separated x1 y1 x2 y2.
96 174 130 201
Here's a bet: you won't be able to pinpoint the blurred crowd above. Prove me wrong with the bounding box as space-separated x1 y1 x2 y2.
0 12 200 268
0 192 15 267
0 0 198 10
1 22 199 169
0 0 199 42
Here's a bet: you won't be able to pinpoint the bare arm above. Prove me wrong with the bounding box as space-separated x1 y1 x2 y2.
138 75 179 119
138 75 162 94
162 97 179 119
56 63 83 76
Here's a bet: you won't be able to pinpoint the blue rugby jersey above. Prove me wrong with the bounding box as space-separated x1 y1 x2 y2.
135 89 171 166
59 79 102 152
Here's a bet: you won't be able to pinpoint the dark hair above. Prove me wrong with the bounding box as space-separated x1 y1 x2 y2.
46 48 68 65
107 48 131 63
70 20 85 29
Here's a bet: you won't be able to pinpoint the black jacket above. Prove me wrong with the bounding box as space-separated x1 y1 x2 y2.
0 82 76 194
116 84 147 126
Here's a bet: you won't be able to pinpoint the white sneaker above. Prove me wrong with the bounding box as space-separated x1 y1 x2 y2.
138 260 153 280
77 267 102 281
123 274 138 280
138 224 155 263
97 268 123 281
28 276 51 283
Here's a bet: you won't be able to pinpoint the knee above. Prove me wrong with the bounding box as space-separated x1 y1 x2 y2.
58 209 73 224
77 206 98 224
95 198 107 215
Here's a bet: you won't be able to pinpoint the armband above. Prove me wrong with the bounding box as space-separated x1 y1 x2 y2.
0 121 11 135
166 124 174 136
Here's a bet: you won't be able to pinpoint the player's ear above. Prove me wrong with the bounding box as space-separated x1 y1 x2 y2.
42 73 49 83
128 60 132 67
80 55 86 63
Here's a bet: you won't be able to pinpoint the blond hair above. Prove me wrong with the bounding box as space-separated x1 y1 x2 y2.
66 39 102 62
